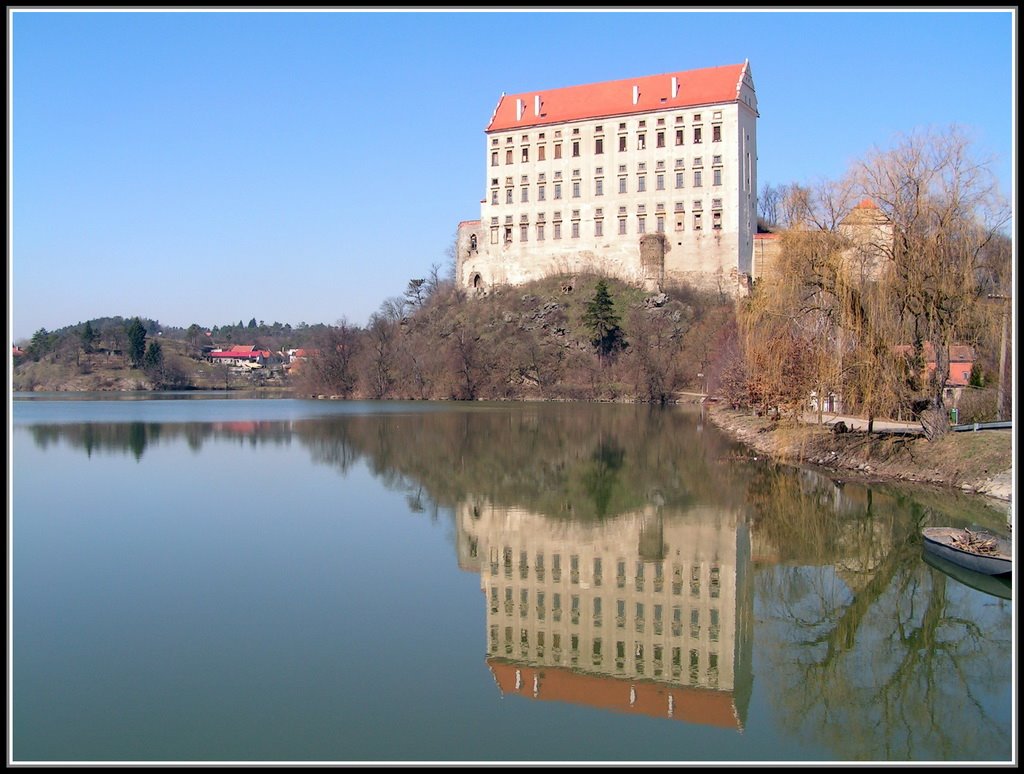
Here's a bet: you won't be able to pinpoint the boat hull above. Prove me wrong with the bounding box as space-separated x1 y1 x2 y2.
922 527 1012 577
922 551 1012 599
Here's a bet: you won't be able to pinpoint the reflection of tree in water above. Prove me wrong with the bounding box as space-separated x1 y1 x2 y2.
23 405 748 523
749 465 1012 761
289 405 750 521
579 440 625 518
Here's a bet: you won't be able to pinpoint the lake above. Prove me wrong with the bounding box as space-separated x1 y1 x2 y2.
10 395 1015 763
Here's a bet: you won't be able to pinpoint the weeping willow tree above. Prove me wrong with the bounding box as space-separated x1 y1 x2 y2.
742 127 1010 438
741 180 906 431
852 126 1011 438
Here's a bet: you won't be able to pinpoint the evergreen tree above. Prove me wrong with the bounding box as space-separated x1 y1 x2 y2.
126 317 147 368
80 321 97 353
583 279 626 364
143 340 163 369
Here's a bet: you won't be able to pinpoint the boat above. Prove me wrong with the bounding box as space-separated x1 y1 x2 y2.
922 551 1012 600
921 527 1012 577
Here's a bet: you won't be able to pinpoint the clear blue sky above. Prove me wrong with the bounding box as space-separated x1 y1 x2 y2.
8 8 1016 343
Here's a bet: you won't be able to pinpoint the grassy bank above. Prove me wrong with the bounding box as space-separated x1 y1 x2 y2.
706 405 1013 504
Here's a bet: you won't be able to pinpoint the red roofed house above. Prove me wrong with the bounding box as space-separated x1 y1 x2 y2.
893 342 976 405
207 345 271 368
457 62 759 297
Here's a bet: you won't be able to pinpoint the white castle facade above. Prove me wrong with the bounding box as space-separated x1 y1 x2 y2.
457 62 759 296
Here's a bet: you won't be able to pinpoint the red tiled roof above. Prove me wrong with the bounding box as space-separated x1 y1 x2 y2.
893 343 975 364
209 346 270 360
487 63 749 132
855 198 878 209
487 658 741 730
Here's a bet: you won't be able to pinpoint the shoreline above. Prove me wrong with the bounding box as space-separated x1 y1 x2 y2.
704 404 1013 508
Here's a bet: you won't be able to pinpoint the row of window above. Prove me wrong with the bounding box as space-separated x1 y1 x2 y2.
489 212 722 242
490 167 724 204
491 126 724 166
490 112 726 167
488 552 723 593
488 627 720 684
488 587 722 636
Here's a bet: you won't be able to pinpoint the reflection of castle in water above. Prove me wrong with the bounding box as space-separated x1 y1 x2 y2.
456 500 754 730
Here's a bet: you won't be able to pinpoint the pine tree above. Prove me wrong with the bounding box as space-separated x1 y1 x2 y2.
583 279 626 364
125 318 147 368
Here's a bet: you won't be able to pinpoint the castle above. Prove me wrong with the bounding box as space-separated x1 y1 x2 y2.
456 62 759 296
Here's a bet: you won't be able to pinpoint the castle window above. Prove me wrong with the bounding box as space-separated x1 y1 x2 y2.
712 124 721 142
657 215 665 233
693 213 702 231
554 222 561 240
490 227 498 244
537 223 545 241
571 221 580 238
619 135 627 152
618 218 627 235
506 188 514 204
520 224 528 241
504 226 513 243
595 219 603 237
656 174 665 191
694 170 702 187
554 183 562 200
693 126 702 144
491 190 498 204
712 212 722 230
637 215 646 233
521 187 529 202
693 113 701 122
675 129 684 146
491 151 498 167
637 133 646 150
595 178 603 196
554 143 562 159
656 131 665 148
637 175 646 193
572 181 580 198
572 140 580 157
506 149 513 164
538 145 546 161
538 184 546 201
595 137 604 154
675 172 684 189
618 177 627 194
522 147 529 162
713 169 722 186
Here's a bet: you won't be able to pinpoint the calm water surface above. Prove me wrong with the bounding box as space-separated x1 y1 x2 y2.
11 396 1014 763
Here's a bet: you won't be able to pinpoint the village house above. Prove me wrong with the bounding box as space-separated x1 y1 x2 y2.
893 342 977 406
206 344 272 369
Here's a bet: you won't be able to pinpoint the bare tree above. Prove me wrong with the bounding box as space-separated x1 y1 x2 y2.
852 126 1011 436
